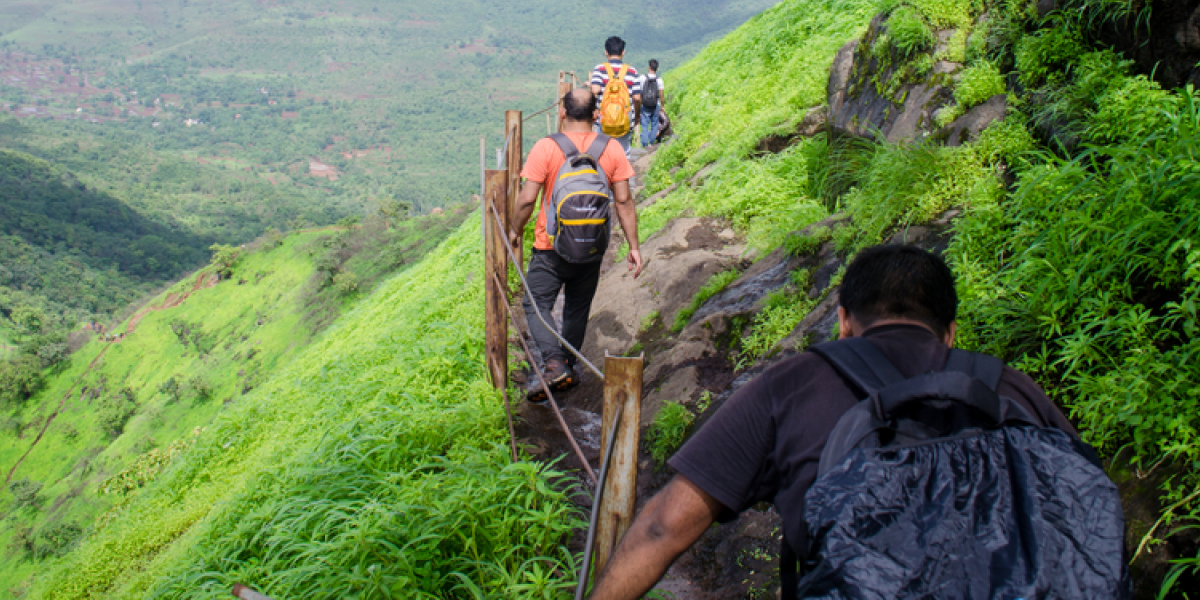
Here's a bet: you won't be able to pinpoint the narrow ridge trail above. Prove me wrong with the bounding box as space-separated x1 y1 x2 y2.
4 269 217 485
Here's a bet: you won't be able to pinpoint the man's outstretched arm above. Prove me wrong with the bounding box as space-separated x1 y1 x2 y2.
610 180 643 277
588 474 724 599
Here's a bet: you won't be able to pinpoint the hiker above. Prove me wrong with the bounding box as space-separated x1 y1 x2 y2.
589 36 641 156
587 245 1130 599
638 59 665 148
510 88 644 401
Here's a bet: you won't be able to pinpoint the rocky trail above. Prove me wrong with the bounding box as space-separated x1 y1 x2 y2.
507 137 967 596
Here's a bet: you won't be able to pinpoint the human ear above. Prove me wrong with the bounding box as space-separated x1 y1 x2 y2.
838 306 853 339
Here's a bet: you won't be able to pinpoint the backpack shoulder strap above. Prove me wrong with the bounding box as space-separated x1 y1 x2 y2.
584 134 610 161
808 337 905 397
603 62 615 80
942 349 1003 390
549 133 580 161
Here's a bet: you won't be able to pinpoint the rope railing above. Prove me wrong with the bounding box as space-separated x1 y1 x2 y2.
491 270 597 485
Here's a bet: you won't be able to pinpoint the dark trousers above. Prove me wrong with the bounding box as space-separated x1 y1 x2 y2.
522 249 602 366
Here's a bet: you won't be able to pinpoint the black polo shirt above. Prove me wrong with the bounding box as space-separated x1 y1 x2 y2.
668 323 1075 554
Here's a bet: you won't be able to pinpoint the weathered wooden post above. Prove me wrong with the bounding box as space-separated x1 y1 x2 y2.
504 110 523 268
592 352 644 577
483 169 509 391
558 71 573 133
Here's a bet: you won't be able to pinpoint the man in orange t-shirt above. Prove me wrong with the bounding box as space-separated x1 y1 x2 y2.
510 88 644 401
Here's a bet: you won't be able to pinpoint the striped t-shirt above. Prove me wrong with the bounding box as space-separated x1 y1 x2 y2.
589 60 642 113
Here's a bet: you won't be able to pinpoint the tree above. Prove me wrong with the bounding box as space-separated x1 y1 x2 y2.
208 243 242 279
376 198 412 229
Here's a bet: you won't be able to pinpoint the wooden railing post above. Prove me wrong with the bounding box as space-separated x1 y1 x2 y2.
592 353 643 577
504 110 523 268
483 169 509 391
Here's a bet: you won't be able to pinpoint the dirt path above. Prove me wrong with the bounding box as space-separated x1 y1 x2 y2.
5 270 219 485
5 344 110 485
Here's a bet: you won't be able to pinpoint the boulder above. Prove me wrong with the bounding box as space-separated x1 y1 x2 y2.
828 12 961 143
933 93 1008 146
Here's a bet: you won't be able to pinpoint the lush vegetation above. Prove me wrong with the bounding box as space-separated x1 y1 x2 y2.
643 0 1200 592
0 207 469 595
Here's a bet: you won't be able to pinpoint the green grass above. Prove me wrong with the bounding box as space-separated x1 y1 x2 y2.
632 0 878 254
9 214 582 598
646 402 695 466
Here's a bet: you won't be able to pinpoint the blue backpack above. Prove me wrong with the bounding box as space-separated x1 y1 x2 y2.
781 338 1131 599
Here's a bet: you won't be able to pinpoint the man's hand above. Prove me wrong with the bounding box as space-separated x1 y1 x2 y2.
627 247 644 277
508 230 521 253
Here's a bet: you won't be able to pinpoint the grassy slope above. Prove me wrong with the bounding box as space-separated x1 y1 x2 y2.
1 204 472 592
0 231 327 588
17 215 579 599
636 0 877 254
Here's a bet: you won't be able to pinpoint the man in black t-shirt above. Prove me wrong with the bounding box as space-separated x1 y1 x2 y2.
586 245 1076 600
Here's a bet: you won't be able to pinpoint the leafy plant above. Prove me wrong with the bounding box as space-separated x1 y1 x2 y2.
647 402 695 465
887 7 936 58
954 61 1006 109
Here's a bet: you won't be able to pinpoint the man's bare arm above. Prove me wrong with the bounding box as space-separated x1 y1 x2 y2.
588 475 723 599
509 180 542 248
611 180 643 277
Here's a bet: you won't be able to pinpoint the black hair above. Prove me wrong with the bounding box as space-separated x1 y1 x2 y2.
562 88 595 121
649 59 659 71
605 36 626 56
838 245 958 337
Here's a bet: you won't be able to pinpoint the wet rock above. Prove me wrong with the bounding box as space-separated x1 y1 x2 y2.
753 107 828 154
933 94 1008 146
828 12 960 143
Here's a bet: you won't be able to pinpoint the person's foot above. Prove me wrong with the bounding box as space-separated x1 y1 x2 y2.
525 359 574 404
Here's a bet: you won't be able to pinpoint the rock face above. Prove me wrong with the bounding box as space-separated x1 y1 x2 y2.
1092 0 1200 88
828 13 960 143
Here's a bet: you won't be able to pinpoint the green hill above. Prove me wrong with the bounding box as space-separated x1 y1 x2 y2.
0 207 470 595
4 0 1199 596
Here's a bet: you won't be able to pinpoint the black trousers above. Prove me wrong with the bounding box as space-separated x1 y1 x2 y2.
522 249 602 366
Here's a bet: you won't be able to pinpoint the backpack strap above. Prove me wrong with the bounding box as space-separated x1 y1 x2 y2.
549 133 580 161
808 337 905 397
943 349 1003 390
584 134 610 162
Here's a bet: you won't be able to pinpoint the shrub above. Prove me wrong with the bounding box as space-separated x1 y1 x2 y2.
97 393 137 437
208 243 242 279
1014 26 1084 88
888 7 935 58
9 478 43 511
34 522 83 559
646 402 695 465
954 61 1005 109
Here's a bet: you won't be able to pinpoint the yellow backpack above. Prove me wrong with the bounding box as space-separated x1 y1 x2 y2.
599 63 631 137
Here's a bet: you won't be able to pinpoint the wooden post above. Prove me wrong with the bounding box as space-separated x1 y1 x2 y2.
504 110 523 268
483 169 509 391
592 353 644 577
557 71 573 135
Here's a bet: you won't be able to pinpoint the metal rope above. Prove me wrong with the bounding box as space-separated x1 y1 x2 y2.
491 271 598 485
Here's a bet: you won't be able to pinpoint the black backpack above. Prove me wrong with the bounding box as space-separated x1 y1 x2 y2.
545 133 612 263
780 338 1131 600
642 74 660 110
